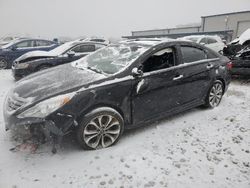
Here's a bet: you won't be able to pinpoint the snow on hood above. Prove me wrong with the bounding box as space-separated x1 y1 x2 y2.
230 29 250 45
15 50 54 62
13 64 106 104
16 41 78 62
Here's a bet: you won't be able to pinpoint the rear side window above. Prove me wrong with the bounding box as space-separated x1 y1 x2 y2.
181 46 207 63
71 45 95 53
35 40 53 47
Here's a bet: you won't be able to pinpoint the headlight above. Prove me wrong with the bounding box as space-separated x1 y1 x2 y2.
17 93 75 118
15 63 29 69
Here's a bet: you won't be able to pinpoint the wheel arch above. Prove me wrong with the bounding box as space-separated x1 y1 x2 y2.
76 103 126 126
215 77 226 94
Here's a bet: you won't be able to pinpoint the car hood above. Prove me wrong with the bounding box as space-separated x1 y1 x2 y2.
230 29 250 45
16 50 57 62
12 63 106 104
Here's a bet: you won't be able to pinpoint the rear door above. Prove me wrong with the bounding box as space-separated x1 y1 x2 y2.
34 40 55 50
174 45 218 105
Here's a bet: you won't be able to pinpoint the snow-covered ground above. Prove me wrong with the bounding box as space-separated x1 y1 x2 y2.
0 70 249 188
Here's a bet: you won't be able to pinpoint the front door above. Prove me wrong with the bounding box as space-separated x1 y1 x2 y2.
132 46 183 124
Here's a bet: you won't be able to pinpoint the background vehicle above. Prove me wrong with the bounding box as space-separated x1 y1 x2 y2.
223 28 250 57
181 35 226 53
230 48 250 77
4 39 231 150
12 41 107 79
0 38 58 69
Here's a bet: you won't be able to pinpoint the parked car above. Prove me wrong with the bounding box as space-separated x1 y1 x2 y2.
181 35 226 53
230 47 250 76
0 38 58 69
12 41 107 80
4 38 231 150
223 28 250 57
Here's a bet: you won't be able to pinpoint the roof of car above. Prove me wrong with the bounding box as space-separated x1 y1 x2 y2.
120 38 176 46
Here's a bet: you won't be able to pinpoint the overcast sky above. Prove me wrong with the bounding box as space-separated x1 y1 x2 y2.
0 0 250 39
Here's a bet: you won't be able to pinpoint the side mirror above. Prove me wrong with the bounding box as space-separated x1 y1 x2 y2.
67 51 75 57
11 45 17 51
132 67 143 77
199 42 206 46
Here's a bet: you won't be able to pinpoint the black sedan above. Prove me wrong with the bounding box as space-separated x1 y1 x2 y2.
4 39 231 150
12 41 107 80
230 48 250 77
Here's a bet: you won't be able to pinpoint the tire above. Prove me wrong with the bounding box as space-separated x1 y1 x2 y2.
0 58 8 69
77 107 124 150
205 80 224 108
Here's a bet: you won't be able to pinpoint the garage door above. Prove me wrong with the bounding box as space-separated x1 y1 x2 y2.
236 20 250 37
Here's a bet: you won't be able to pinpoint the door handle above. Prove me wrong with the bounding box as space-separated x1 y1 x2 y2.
206 64 214 69
173 75 183 80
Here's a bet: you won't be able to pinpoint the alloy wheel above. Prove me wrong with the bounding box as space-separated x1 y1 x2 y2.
209 82 223 107
83 115 121 149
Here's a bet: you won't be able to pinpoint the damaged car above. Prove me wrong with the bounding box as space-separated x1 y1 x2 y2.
12 41 107 80
223 28 250 58
230 47 250 77
3 38 231 151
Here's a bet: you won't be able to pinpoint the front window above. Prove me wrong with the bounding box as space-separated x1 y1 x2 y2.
72 44 149 74
16 41 33 48
142 47 175 73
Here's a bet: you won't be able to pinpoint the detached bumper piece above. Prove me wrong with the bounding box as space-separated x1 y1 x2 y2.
5 112 76 153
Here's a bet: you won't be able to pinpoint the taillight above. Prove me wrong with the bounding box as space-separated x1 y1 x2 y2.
227 61 233 70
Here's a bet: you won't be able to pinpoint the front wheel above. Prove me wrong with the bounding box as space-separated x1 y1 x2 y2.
205 80 224 108
0 58 8 69
77 107 124 150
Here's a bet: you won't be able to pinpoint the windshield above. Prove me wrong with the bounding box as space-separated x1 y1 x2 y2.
72 44 149 75
49 41 77 55
186 37 199 43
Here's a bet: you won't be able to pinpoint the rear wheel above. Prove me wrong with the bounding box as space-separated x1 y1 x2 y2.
77 107 124 150
0 58 7 69
205 80 224 108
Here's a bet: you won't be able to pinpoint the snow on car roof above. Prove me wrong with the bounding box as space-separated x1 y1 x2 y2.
231 29 250 45
120 38 175 46
182 35 222 39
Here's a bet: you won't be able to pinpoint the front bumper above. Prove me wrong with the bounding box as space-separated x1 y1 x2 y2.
12 65 32 80
4 108 75 137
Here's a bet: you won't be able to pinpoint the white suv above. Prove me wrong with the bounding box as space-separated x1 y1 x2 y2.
181 35 226 53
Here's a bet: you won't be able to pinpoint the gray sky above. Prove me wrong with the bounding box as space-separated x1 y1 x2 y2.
0 0 250 39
